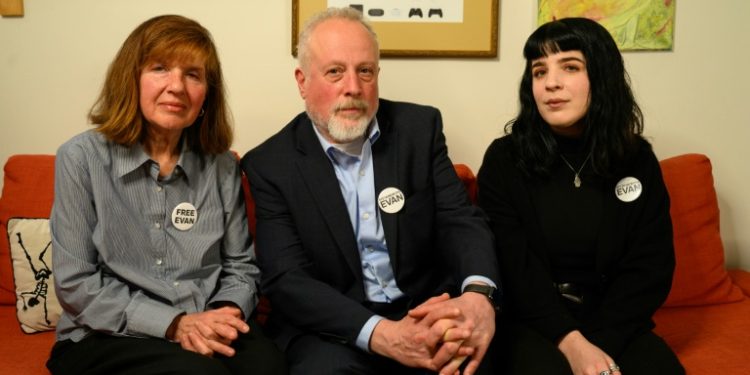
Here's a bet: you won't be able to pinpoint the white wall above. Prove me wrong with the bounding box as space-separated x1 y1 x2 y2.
1 1 748 269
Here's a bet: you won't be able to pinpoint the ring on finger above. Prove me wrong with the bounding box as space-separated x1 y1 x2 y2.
599 371 611 375
609 363 621 372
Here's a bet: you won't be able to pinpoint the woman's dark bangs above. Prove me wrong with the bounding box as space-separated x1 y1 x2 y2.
523 23 582 60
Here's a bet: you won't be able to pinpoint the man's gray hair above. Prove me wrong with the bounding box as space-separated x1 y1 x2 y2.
296 7 380 70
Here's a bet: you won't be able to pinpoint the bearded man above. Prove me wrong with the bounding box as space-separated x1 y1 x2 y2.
240 7 500 375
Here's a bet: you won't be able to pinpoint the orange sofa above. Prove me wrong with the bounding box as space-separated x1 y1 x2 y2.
1 153 748 374
652 154 750 373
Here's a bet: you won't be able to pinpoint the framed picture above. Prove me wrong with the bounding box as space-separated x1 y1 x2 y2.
537 0 675 51
0 0 24 16
292 0 499 58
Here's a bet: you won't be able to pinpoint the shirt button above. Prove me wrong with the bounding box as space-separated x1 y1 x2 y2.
366 246 374 253
156 186 163 192
362 212 370 220
155 222 161 229
155 259 163 265
381 281 388 288
359 170 365 177
173 281 180 287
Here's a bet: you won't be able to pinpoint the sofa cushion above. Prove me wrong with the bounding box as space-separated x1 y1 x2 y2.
660 154 744 306
8 218 61 333
0 155 56 305
729 269 750 296
654 298 750 374
0 305 55 374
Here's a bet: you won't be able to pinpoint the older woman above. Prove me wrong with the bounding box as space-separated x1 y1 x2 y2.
46 15 285 375
478 18 684 375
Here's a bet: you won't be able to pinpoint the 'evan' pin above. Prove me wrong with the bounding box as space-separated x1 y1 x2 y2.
172 202 197 230
377 187 405 214
615 177 642 202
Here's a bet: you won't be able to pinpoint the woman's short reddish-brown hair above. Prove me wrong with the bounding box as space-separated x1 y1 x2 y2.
89 14 232 154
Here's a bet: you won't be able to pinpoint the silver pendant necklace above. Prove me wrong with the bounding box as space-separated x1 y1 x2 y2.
560 151 592 188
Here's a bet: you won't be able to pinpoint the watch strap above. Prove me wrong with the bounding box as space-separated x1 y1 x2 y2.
463 284 501 311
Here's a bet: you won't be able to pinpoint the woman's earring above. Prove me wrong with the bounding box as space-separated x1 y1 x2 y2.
199 108 205 117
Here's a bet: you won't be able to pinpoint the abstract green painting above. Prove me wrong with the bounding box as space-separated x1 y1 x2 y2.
538 0 676 51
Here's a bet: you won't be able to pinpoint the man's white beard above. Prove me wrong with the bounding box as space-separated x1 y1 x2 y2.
308 99 373 143
325 114 371 143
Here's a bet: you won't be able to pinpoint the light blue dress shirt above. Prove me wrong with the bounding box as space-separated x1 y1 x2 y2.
312 122 404 350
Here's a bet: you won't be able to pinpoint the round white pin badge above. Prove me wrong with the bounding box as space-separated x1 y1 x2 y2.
172 202 198 230
377 187 405 214
615 177 642 202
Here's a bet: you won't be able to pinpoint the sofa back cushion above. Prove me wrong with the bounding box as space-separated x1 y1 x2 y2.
453 164 477 203
660 153 744 306
240 172 256 236
0 155 56 305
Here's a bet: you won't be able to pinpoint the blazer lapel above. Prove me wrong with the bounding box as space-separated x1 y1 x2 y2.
372 107 401 274
294 119 363 281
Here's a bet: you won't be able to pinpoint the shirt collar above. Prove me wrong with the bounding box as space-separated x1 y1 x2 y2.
311 119 381 164
177 143 201 184
113 137 199 184
113 142 151 178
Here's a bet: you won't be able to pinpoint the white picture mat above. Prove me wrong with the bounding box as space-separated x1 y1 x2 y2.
327 0 464 23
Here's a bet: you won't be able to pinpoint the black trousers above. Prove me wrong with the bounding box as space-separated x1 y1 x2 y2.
286 333 498 375
284 299 498 375
46 321 287 375
496 319 685 375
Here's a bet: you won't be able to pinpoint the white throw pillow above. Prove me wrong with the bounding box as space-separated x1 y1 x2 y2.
8 218 61 333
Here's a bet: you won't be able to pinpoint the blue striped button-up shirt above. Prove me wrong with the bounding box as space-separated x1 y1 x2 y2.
51 130 258 342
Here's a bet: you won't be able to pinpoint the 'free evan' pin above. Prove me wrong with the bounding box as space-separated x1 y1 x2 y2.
377 187 405 214
615 177 642 202
172 202 197 230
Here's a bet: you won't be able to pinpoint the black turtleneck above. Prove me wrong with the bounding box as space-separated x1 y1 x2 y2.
532 134 603 286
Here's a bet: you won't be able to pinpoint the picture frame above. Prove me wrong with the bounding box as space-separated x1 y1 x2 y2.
292 0 499 58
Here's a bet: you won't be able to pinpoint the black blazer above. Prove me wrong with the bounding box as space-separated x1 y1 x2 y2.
477 136 675 357
241 99 499 349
